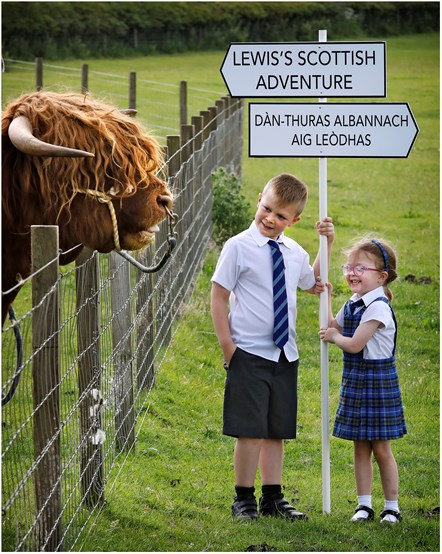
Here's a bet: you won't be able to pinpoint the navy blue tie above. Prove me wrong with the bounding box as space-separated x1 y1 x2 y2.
268 240 289 349
349 298 365 315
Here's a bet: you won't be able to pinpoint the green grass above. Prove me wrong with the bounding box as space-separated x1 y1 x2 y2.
77 248 439 552
2 33 439 551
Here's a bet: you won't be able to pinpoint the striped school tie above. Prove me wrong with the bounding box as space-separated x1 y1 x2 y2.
268 240 289 349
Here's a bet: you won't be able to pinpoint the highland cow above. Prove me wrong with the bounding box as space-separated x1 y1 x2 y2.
2 91 174 323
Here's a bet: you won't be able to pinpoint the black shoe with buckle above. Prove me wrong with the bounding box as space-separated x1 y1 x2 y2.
259 493 308 521
351 505 375 522
231 494 259 520
380 509 402 524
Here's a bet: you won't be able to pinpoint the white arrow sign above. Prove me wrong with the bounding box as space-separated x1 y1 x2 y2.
221 42 386 98
249 103 418 158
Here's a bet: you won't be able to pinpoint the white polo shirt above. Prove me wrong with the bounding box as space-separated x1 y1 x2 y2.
211 221 316 362
335 286 396 359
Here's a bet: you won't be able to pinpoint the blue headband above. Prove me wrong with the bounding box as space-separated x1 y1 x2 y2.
371 240 389 273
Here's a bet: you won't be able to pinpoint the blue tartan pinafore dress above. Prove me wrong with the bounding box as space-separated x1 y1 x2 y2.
332 297 407 441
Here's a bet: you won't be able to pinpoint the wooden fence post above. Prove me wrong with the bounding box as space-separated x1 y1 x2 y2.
167 135 181 176
191 115 203 152
215 98 225 165
136 248 155 390
191 115 204 245
208 105 218 133
129 71 136 111
180 124 195 164
31 225 62 551
35 57 43 91
109 253 135 452
180 80 187 126
81 64 89 94
75 248 104 507
221 97 233 170
154 135 181 348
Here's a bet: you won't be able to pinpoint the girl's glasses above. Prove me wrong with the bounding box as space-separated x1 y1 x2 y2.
341 264 383 276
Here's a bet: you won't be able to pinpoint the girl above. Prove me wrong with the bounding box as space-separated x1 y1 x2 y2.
319 237 407 524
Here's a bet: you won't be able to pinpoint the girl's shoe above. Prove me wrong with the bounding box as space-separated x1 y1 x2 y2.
380 509 402 523
351 505 374 522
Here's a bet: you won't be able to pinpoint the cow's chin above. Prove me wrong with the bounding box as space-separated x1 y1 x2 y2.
121 228 158 251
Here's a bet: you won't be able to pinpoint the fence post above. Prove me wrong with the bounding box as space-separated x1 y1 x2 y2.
129 71 136 111
215 98 227 166
31 225 62 551
221 97 233 170
191 115 203 246
180 80 187 126
180 124 195 164
200 110 211 141
75 247 104 507
136 248 155 390
35 57 43 91
81 64 89 94
109 253 136 452
167 135 181 176
191 115 203 151
208 105 218 133
154 135 181 348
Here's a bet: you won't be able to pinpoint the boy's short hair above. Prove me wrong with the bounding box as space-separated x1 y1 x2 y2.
263 173 308 216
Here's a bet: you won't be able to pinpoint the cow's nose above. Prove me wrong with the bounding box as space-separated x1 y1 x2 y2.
158 194 174 216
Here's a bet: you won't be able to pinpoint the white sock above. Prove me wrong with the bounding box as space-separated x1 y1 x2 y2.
358 495 372 509
384 499 399 512
351 495 372 521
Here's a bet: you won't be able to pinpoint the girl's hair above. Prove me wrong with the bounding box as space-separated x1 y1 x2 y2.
344 235 398 301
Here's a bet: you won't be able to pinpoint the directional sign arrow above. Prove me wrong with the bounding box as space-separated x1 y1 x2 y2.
221 42 386 98
249 103 419 158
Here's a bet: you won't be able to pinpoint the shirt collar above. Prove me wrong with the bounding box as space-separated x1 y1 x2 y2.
351 286 386 306
249 221 293 249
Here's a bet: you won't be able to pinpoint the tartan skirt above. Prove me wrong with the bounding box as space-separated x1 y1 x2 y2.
333 356 407 441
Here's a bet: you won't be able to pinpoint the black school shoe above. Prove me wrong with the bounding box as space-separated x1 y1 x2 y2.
232 494 259 520
259 493 308 521
380 509 402 523
351 505 375 522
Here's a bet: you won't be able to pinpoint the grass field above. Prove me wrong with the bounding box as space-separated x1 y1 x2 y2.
2 33 439 552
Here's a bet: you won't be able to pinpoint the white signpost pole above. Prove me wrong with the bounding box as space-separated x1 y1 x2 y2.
319 29 331 514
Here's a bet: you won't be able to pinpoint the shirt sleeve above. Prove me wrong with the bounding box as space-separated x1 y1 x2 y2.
211 238 240 292
297 249 316 291
361 301 393 328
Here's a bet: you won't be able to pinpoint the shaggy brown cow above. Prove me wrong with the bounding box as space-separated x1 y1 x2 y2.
2 91 174 323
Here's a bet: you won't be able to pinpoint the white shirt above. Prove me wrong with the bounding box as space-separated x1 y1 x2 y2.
335 286 396 359
211 221 316 362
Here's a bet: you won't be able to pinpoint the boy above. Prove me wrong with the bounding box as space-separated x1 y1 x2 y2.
211 173 334 520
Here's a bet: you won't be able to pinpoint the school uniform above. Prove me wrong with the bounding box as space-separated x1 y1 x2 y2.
211 221 316 439
333 287 407 441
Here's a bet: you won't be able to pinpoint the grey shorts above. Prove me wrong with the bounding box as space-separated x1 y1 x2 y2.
222 347 299 439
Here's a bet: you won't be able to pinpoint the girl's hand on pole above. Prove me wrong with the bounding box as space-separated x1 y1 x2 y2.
319 327 339 344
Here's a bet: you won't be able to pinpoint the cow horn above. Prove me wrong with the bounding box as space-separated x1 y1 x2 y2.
8 115 94 158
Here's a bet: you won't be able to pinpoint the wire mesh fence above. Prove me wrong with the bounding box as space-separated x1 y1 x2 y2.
2 59 226 142
1 76 243 550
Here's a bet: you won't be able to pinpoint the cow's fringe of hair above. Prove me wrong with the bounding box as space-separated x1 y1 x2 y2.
2 91 164 224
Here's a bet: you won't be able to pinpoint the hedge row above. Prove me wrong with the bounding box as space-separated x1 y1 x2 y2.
2 1 439 60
